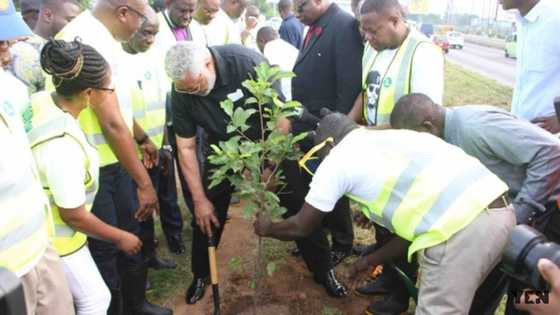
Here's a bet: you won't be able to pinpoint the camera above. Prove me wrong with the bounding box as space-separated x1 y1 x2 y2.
502 224 560 291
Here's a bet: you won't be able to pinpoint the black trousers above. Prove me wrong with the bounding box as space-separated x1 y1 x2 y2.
139 149 184 256
88 163 144 290
280 160 353 280
177 163 234 278
373 223 418 302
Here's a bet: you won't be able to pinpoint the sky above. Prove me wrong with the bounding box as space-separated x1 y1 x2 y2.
402 0 517 21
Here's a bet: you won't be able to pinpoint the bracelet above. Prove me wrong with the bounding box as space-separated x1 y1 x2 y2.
136 134 149 145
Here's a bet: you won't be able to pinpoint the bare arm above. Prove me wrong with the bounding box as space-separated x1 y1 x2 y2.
347 91 365 124
59 205 142 255
176 134 220 236
254 202 327 241
88 91 158 220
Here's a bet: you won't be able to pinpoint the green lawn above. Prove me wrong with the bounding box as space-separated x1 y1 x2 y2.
146 62 515 312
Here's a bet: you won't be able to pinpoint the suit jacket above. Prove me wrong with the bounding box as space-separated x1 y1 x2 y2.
291 4 363 116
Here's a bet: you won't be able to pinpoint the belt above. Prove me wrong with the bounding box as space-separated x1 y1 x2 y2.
486 194 511 209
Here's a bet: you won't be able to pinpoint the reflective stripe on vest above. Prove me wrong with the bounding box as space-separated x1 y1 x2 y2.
131 70 166 149
343 132 508 261
362 34 432 126
28 97 99 256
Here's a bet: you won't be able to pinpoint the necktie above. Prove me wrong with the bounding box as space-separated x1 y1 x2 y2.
303 25 317 49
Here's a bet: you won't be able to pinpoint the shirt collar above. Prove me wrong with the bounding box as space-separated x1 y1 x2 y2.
517 0 545 23
208 47 228 88
443 108 455 143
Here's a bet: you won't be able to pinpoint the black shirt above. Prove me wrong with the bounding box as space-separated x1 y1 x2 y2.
172 45 282 145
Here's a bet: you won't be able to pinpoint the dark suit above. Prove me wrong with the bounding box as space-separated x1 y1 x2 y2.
292 3 363 116
285 4 363 280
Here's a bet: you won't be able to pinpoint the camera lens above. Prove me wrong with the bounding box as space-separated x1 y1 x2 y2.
502 225 560 290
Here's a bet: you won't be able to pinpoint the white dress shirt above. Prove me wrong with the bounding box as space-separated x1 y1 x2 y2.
511 0 560 121
263 38 298 100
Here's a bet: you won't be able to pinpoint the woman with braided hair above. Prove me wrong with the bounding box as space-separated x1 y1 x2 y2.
27 39 142 315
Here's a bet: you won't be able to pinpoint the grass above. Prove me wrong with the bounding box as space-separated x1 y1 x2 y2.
444 61 513 109
146 62 515 312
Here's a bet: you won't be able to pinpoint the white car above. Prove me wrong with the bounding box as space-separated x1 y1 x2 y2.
447 32 464 49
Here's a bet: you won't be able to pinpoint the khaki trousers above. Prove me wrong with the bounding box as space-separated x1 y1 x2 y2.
415 206 516 315
21 245 74 315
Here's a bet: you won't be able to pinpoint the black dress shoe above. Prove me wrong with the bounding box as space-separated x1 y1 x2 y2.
291 247 301 257
185 277 208 304
356 277 390 296
331 250 351 266
147 256 177 270
166 234 185 255
364 292 409 315
315 269 348 297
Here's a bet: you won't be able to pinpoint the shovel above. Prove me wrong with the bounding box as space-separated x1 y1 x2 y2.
208 233 220 315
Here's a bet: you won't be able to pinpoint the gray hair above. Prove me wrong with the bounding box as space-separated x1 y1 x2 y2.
165 42 211 81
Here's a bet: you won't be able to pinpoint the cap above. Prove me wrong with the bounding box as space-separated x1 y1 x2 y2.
0 0 32 41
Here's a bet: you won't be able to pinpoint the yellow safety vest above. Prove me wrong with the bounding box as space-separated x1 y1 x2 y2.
130 58 167 151
343 130 508 261
27 92 99 257
54 11 135 167
362 31 436 126
0 72 50 276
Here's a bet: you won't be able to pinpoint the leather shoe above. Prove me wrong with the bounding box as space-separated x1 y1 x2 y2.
356 277 390 296
291 247 301 257
166 234 185 255
315 269 348 297
185 277 208 304
331 250 351 266
147 256 177 270
364 292 409 315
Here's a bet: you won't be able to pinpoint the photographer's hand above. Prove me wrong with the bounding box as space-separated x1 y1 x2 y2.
516 259 560 315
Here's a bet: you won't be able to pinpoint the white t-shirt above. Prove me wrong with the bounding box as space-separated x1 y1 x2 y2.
56 10 134 128
31 94 100 209
263 38 298 100
305 128 497 213
198 9 242 46
364 29 444 107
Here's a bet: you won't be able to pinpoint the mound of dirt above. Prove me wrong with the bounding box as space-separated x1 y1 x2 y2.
171 204 383 315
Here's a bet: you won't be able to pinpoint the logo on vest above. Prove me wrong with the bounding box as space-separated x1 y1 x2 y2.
383 77 393 88
144 72 152 80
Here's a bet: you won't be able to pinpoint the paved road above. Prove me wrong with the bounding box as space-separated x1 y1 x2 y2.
446 42 517 88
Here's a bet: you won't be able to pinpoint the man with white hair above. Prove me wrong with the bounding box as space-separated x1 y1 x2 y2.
166 42 279 304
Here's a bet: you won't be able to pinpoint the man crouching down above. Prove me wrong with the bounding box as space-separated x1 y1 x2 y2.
254 112 516 315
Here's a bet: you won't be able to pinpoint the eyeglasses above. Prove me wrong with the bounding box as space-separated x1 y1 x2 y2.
298 137 333 176
296 0 309 13
173 74 203 95
123 5 148 25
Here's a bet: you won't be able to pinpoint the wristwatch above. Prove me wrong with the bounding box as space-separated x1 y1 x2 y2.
163 145 173 153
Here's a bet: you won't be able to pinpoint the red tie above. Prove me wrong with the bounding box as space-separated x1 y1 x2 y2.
303 25 317 48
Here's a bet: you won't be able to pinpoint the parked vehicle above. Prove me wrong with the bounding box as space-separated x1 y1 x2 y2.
420 23 434 38
432 35 449 54
505 33 517 59
447 31 464 49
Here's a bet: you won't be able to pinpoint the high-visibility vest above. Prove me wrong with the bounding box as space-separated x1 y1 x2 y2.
54 10 135 167
27 92 99 256
362 30 436 126
341 129 508 261
130 61 167 150
0 71 50 276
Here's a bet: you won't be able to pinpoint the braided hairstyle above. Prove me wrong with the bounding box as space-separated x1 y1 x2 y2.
40 39 109 97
